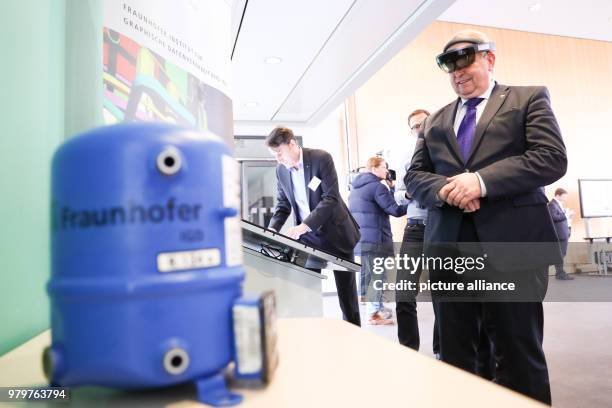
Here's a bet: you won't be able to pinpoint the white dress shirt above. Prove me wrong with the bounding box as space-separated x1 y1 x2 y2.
288 148 311 223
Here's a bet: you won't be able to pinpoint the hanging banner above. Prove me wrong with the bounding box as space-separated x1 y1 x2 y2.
102 0 234 145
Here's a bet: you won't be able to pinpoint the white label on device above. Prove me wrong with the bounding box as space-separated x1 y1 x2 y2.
233 305 263 374
157 248 221 272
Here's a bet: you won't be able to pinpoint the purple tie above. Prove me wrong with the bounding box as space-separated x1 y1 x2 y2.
456 98 484 161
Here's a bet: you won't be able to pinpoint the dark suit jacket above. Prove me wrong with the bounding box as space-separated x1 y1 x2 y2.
548 199 570 240
405 84 567 265
268 148 360 258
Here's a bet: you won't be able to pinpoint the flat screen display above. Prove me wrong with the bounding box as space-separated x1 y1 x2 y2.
578 179 612 218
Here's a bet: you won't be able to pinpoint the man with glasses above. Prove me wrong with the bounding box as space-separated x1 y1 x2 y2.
405 30 567 404
393 109 440 356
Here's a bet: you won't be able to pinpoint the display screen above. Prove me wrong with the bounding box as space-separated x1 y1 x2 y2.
578 179 612 218
241 219 360 272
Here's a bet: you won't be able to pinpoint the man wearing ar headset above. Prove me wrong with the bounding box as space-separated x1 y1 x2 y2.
405 30 567 404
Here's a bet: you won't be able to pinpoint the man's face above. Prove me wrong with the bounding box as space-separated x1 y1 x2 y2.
409 112 429 136
557 193 569 204
269 140 300 168
448 42 495 98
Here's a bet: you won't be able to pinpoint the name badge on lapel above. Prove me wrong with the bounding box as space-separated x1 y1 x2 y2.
308 176 321 191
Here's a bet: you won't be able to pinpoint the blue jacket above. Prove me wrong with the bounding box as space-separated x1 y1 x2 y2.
348 172 407 253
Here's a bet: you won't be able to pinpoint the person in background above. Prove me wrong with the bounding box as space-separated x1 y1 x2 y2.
392 109 441 356
349 156 407 325
548 188 574 280
266 127 362 326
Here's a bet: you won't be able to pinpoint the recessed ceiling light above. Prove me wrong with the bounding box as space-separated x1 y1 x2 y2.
244 102 259 108
528 3 541 12
264 56 282 64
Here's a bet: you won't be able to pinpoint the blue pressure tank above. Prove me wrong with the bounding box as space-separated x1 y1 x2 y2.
46 123 245 406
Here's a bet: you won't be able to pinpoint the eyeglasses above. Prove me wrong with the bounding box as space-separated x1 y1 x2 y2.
410 122 423 132
436 42 495 73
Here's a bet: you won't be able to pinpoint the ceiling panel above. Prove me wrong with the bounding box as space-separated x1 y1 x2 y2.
231 0 355 121
230 0 248 58
438 0 612 42
231 0 611 126
231 0 454 124
274 0 454 123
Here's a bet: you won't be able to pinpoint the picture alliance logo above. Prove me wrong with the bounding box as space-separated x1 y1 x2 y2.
52 197 204 230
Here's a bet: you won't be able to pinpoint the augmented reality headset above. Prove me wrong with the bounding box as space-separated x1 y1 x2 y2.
436 40 495 73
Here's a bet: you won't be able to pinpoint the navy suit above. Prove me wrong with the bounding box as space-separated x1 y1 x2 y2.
548 198 570 276
406 84 567 404
548 199 570 240
269 148 361 325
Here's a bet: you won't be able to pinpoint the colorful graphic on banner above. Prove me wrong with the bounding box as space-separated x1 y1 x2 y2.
103 0 233 144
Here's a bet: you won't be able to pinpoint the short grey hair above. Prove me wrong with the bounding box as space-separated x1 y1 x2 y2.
444 30 492 51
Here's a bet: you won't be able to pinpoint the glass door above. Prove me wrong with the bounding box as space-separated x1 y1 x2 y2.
239 160 295 233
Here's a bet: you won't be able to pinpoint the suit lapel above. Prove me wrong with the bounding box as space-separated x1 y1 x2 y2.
466 84 510 166
443 98 465 165
302 148 313 210
279 165 296 210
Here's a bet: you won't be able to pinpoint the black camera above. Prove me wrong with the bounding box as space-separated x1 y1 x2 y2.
386 169 396 182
